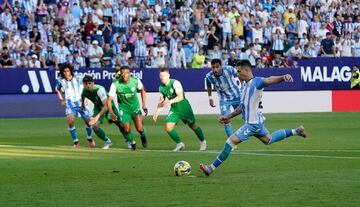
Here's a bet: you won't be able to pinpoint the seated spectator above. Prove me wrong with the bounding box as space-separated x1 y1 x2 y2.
286 43 303 59
16 53 28 68
209 44 221 61
303 44 318 58
227 51 237 67
272 54 288 68
28 54 41 68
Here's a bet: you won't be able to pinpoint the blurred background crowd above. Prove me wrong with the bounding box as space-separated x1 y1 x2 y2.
1 0 360 69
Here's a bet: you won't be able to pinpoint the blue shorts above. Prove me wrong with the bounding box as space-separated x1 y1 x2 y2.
234 122 269 142
223 32 232 39
219 100 240 116
65 106 91 121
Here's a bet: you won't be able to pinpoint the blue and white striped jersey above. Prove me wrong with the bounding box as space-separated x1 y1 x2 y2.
205 66 241 103
240 77 266 124
56 75 84 108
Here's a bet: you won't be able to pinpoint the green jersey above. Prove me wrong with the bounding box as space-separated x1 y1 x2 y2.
109 77 143 114
82 84 108 110
159 79 192 115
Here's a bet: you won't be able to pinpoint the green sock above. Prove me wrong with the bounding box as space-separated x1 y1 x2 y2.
140 127 147 138
167 129 181 144
94 128 109 142
193 127 205 141
125 132 134 143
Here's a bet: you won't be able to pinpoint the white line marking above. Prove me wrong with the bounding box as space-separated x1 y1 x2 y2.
0 145 359 160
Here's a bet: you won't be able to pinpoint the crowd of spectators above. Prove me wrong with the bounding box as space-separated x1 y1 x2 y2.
1 0 360 69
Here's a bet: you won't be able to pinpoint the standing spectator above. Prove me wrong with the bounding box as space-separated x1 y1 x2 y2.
283 5 296 25
310 16 321 37
191 48 205 69
170 42 186 68
321 32 335 57
88 40 103 68
220 10 232 48
272 28 285 55
297 15 309 39
334 37 342 58
353 38 360 57
101 17 112 44
54 39 70 68
341 33 355 57
152 41 167 68
92 2 103 25
333 13 343 37
113 2 128 34
252 22 264 44
134 32 147 68
29 26 41 43
206 25 220 51
232 15 245 39
167 27 184 56
286 17 298 40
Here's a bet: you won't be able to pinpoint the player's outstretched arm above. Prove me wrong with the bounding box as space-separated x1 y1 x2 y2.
206 81 216 107
106 96 118 121
56 88 65 106
219 105 242 124
139 87 148 116
263 74 293 87
153 96 164 123
89 100 109 125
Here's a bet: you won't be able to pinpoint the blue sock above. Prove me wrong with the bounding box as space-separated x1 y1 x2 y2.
212 141 233 168
69 127 78 142
268 129 294 145
224 123 233 137
85 126 92 139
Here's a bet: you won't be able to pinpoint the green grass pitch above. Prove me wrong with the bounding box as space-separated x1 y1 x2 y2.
0 112 359 206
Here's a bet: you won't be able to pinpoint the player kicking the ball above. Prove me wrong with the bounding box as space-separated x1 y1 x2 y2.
153 67 207 151
200 60 307 176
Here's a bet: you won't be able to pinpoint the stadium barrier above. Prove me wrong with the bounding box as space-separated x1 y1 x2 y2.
0 57 359 118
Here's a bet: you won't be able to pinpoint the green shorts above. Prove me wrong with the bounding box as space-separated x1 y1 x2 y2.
120 109 142 123
93 102 122 124
165 110 196 125
92 108 108 124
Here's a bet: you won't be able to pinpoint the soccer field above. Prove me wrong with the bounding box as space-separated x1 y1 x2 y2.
0 112 359 206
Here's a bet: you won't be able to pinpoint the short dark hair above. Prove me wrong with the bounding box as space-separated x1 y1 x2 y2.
236 60 252 69
60 64 74 79
159 67 169 73
83 75 94 83
120 65 130 71
211 59 222 66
